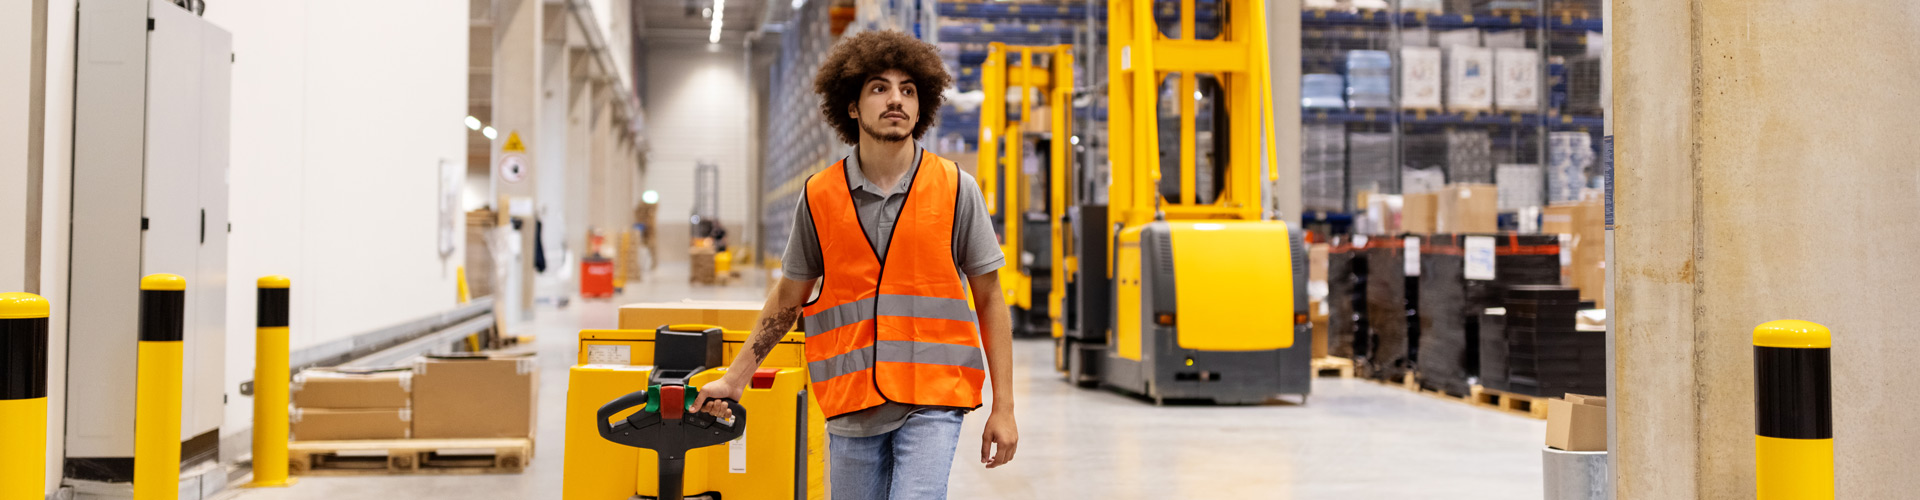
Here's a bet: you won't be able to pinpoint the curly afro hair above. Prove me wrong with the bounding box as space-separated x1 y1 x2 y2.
813 30 951 145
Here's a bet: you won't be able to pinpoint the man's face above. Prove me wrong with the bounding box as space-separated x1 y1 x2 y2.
849 68 918 144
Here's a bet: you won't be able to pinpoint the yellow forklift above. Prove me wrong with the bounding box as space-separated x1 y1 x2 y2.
977 43 1074 338
1057 0 1311 404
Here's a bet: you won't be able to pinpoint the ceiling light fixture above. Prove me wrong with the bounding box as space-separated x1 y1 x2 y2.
709 0 727 43
465 116 482 130
482 126 497 140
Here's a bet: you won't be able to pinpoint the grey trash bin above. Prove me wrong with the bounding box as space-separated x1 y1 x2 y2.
1543 447 1609 500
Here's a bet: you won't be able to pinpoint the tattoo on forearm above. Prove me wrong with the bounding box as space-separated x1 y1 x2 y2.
751 306 801 363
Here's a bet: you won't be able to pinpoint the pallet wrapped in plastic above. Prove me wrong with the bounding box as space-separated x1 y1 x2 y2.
1417 234 1562 396
1365 238 1415 380
1349 132 1396 194
1326 238 1369 360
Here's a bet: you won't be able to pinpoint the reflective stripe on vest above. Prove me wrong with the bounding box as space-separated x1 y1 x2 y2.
799 150 986 418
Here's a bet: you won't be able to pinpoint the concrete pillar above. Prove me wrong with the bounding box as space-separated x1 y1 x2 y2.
1612 1 1920 498
491 0 542 319
587 80 614 238
566 53 594 261
535 9 570 296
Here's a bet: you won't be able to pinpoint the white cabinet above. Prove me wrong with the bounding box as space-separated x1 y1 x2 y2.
68 0 231 476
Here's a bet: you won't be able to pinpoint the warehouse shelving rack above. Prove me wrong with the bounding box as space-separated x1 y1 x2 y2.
1299 0 1605 226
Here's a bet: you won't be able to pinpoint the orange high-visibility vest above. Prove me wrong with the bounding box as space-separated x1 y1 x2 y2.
801 150 986 418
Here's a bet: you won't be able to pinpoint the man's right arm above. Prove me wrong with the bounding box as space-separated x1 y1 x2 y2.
694 276 815 417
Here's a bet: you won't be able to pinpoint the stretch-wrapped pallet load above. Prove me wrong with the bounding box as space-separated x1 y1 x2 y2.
1445 46 1494 112
1494 48 1540 112
1366 237 1416 381
1497 164 1545 212
1567 57 1603 115
1349 132 1396 195
1302 74 1347 109
1445 129 1495 183
1400 47 1443 110
1303 124 1347 211
1344 50 1394 109
1548 132 1595 203
1478 308 1510 392
1327 238 1370 360
1501 286 1605 397
1418 234 1561 396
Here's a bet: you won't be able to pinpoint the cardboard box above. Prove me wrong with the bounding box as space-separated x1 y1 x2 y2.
617 300 765 331
1309 299 1330 359
1400 47 1443 110
292 370 411 409
1309 243 1330 283
1546 394 1608 452
1366 194 1405 235
1435 184 1498 233
411 355 537 439
1544 200 1606 306
292 408 410 441
1494 48 1540 112
1445 46 1494 112
1403 192 1439 234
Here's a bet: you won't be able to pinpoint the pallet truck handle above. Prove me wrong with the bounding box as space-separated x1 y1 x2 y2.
596 389 655 438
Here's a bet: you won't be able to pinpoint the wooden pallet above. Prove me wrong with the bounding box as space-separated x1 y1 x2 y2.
1311 357 1355 378
288 438 532 476
1474 388 1551 420
1372 372 1550 420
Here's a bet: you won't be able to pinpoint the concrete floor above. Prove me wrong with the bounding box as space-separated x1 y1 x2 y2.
226 263 1547 500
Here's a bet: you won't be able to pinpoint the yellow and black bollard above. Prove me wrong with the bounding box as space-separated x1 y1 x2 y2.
1754 319 1834 500
135 274 186 500
249 276 295 487
2 293 51 500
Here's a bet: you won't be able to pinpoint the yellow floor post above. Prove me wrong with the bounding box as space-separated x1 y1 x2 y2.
1754 319 1834 500
135 274 186 500
1 293 52 500
249 276 295 487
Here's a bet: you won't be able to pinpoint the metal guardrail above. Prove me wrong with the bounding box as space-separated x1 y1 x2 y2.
238 297 494 395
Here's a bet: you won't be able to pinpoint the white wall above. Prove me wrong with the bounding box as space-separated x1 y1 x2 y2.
206 0 468 435
644 41 753 261
0 0 29 292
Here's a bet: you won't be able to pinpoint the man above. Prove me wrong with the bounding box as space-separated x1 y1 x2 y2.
692 30 1018 499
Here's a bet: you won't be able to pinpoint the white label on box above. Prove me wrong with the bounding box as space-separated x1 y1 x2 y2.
729 434 748 473
1465 236 1497 280
586 344 632 365
1559 234 1574 266
1404 236 1422 277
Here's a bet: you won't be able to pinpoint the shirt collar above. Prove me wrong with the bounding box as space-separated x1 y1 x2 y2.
845 144 923 196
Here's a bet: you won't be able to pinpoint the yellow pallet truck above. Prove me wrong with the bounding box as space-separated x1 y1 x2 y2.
563 325 826 499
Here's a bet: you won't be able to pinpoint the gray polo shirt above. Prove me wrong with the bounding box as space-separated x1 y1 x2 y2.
782 145 1004 438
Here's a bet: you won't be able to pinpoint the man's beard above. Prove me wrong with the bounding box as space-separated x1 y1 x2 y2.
860 118 912 143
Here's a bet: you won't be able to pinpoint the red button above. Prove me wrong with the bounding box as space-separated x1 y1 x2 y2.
660 385 685 420
751 368 781 389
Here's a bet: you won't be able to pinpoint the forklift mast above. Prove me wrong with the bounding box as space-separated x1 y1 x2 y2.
1106 0 1281 225
977 43 1075 337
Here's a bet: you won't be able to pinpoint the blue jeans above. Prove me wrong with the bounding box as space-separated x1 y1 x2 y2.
828 409 966 500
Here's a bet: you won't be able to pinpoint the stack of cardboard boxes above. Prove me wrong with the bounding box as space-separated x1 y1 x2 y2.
1401 183 1498 235
1542 197 1606 307
289 353 538 444
291 370 412 441
690 238 719 285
